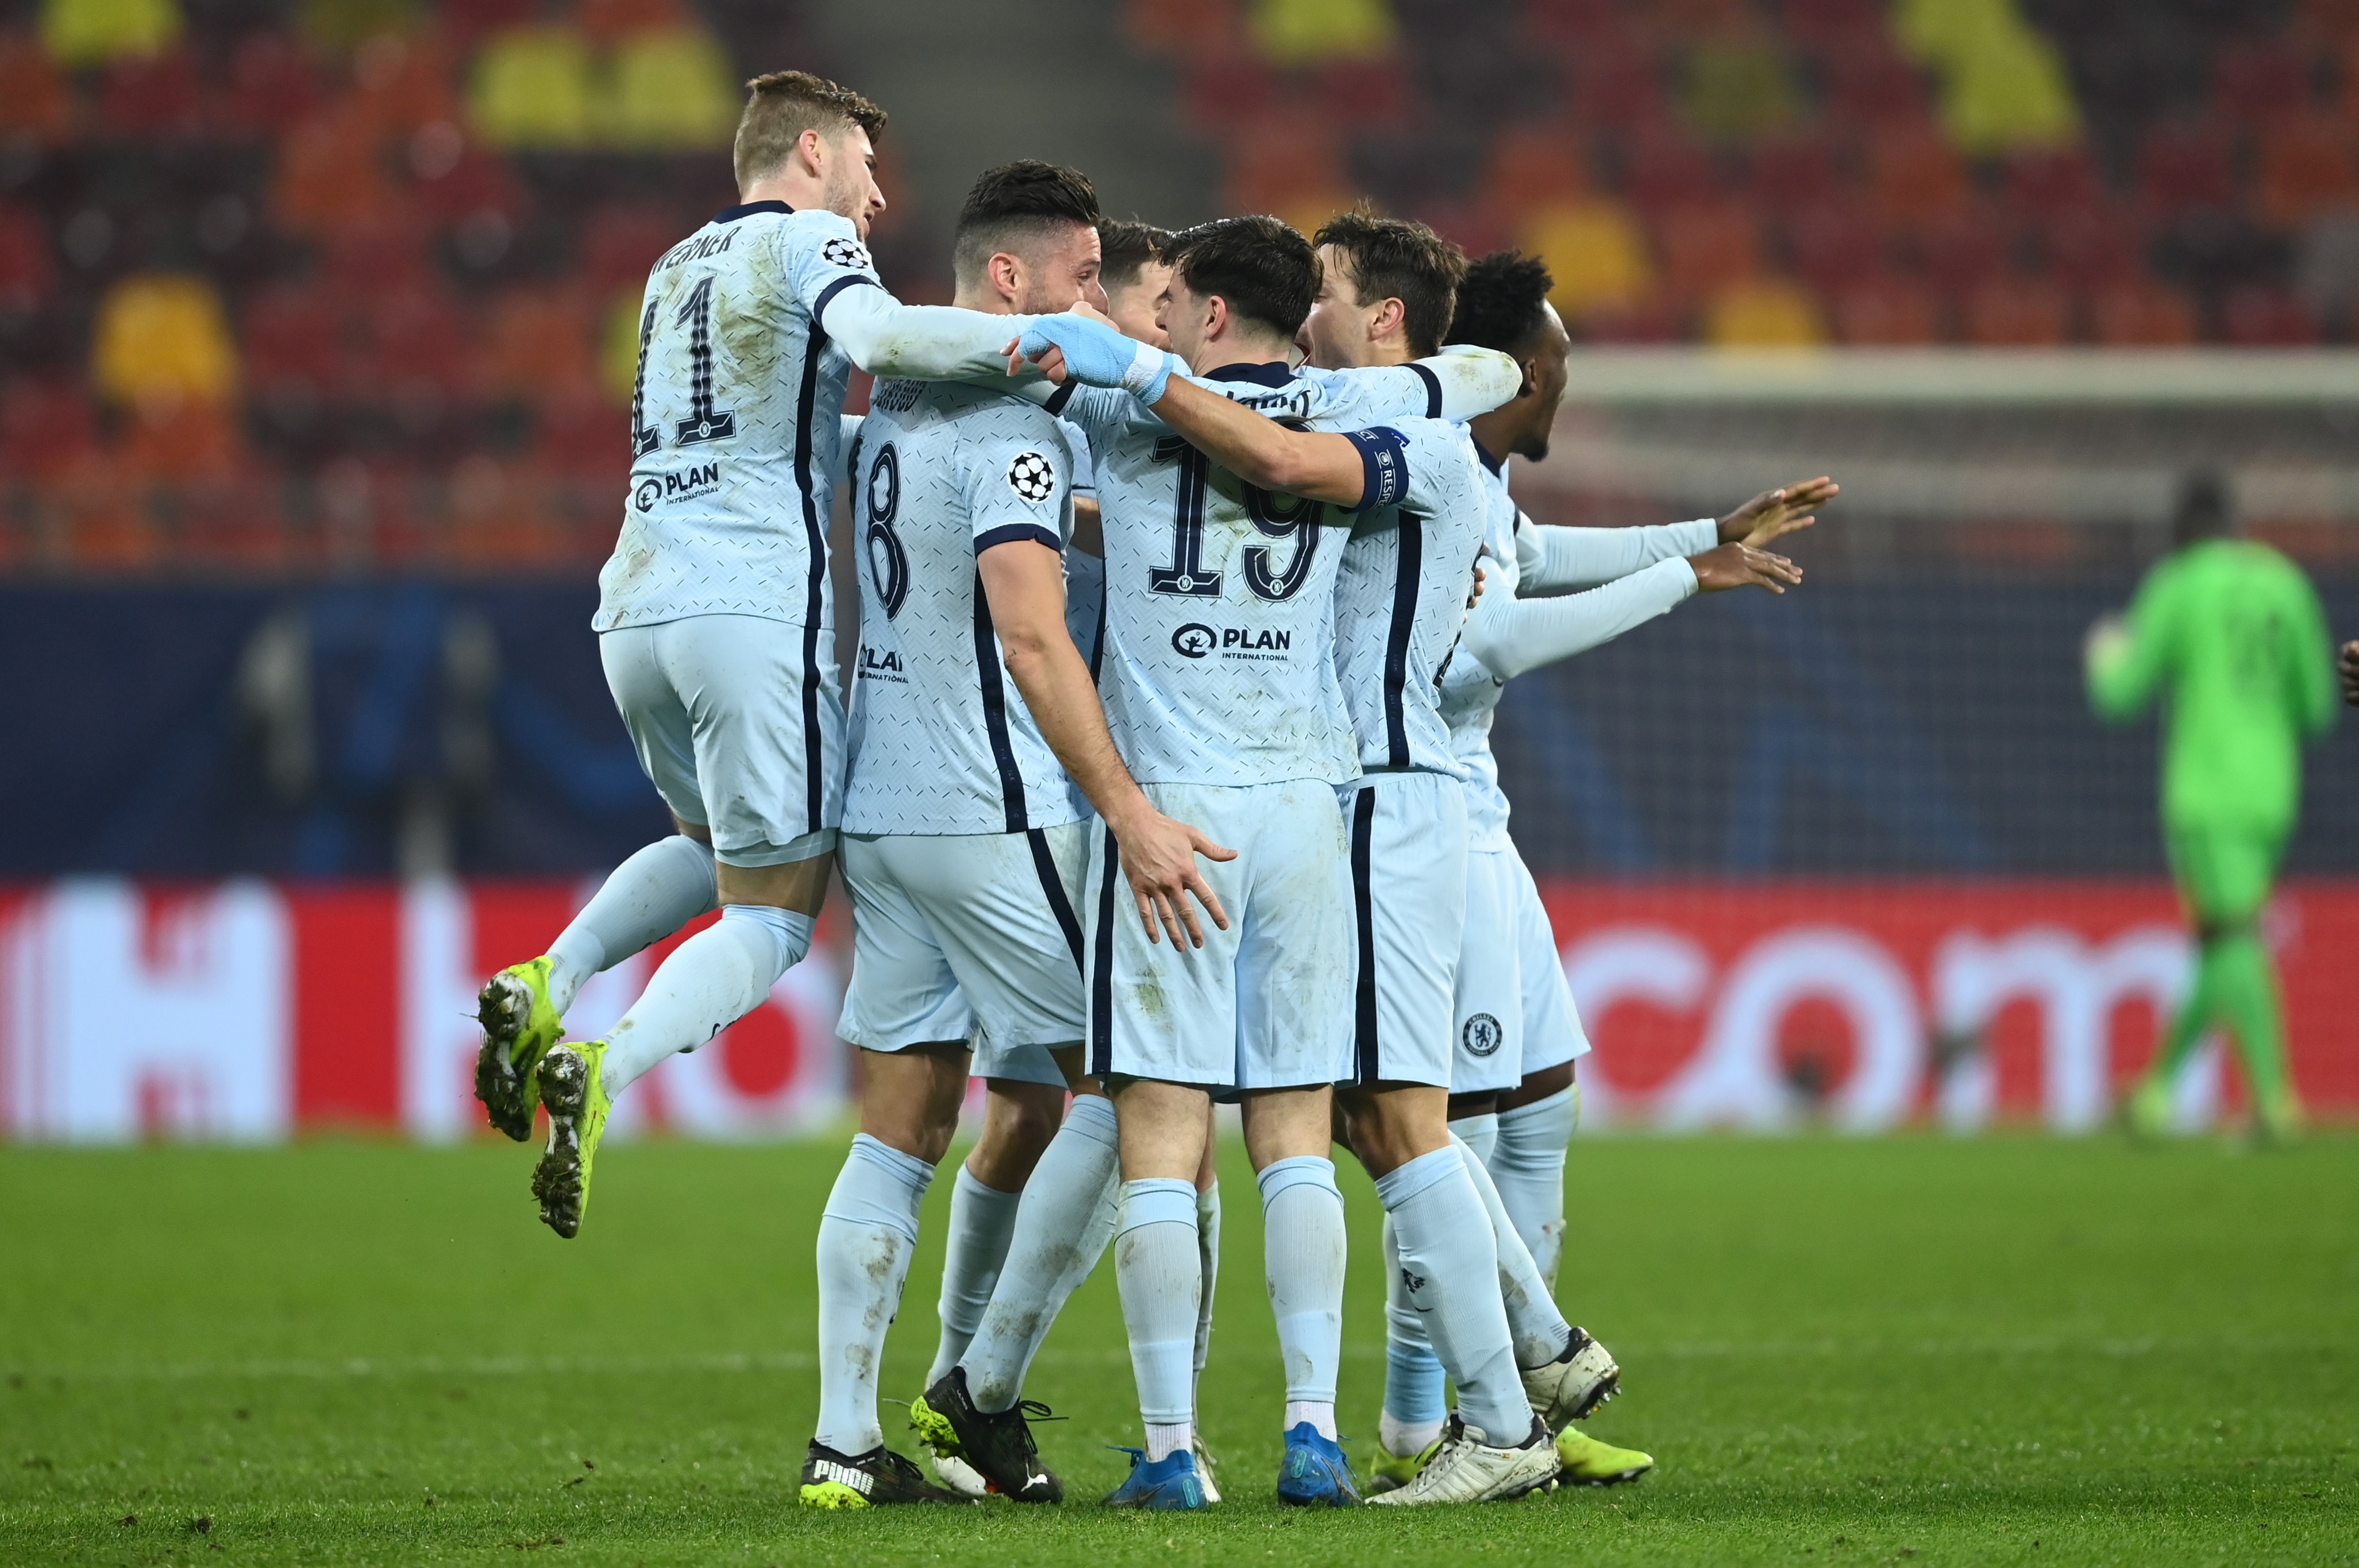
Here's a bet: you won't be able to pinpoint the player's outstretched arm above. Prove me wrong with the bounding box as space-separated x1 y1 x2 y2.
1464 543 1799 683
819 283 1050 384
977 539 1235 948
1717 476 1837 547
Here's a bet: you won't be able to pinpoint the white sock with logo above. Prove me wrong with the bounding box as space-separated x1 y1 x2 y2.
1456 1133 1572 1369
544 834 716 1014
1376 1145 1525 1445
600 904 809 1094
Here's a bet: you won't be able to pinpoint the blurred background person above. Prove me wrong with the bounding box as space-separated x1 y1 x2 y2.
2085 470 2337 1144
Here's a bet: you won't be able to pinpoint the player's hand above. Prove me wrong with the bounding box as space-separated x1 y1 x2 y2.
1719 476 1836 548
2338 639 2359 706
1012 314 1180 401
1470 558 1487 607
1687 542 1801 593
1109 803 1236 949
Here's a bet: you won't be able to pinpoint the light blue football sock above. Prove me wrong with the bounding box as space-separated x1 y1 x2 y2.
1116 1177 1201 1430
814 1133 936 1455
1457 1134 1571 1369
1377 1145 1526 1446
1381 1208 1447 1443
1257 1156 1346 1410
963 1094 1121 1412
1490 1088 1575 1289
928 1164 1022 1387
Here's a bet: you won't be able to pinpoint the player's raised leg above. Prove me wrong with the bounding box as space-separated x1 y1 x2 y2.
475 831 716 1141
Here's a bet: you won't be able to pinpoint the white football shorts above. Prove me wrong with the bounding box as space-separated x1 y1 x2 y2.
1085 779 1354 1091
1342 771 1470 1089
1454 841 1590 1090
599 613 843 867
836 823 1091 1088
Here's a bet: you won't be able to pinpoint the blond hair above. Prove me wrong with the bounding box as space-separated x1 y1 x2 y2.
732 70 887 190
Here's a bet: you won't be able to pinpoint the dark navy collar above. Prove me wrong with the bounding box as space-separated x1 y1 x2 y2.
1202 361 1296 387
714 200 792 223
1471 438 1505 476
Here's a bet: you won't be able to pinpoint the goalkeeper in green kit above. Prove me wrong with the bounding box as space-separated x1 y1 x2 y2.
2086 473 2337 1143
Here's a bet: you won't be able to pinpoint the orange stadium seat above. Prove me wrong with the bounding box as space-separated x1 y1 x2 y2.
479 287 599 403
1868 128 1969 227
1964 273 2071 345
352 27 460 135
273 106 397 235
1124 0 1242 59
2090 279 2198 346
1485 124 1591 211
2256 113 2359 226
122 399 245 483
0 376 99 483
1653 200 1761 303
1832 274 1941 343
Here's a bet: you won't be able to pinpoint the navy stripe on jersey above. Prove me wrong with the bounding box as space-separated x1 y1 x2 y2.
1043 381 1078 416
974 523 1061 554
1089 825 1121 1078
714 199 791 223
1343 426 1410 513
971 574 1030 833
811 273 881 334
1349 786 1379 1085
1409 361 1442 419
1026 828 1086 971
1089 586 1108 683
792 319 831 835
1382 514 1423 768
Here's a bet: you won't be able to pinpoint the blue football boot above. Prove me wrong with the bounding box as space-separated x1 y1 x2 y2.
1275 1422 1361 1507
1101 1447 1209 1511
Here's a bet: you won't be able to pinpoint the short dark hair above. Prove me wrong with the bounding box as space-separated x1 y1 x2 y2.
2173 468 2234 547
1449 250 1555 356
1163 215 1317 338
1098 218 1172 291
1312 206 1466 358
952 160 1103 287
734 70 886 190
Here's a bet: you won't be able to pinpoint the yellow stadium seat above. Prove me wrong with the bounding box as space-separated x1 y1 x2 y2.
1891 0 2079 154
1705 278 1827 347
41 0 180 65
1521 199 1652 321
605 25 737 149
1247 0 1393 67
468 25 595 149
90 275 240 407
1680 37 1802 141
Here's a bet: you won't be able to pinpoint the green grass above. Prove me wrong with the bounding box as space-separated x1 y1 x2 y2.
2 1134 2355 1566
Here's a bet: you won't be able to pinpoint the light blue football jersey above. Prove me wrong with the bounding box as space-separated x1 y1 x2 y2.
841 379 1085 836
1439 445 1525 850
1053 360 1459 787
596 201 884 635
1331 419 1489 779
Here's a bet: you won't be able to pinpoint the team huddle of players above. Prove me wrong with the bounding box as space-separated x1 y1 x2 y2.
465 69 1830 1511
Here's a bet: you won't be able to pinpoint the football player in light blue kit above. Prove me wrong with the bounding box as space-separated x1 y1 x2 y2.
1275 210 1588 1505
1014 216 1525 1509
465 73 1124 1241
807 163 1231 1508
1367 249 1822 1486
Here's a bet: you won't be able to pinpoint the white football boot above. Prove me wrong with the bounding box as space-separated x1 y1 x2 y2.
1364 1415 1559 1506
1521 1326 1620 1430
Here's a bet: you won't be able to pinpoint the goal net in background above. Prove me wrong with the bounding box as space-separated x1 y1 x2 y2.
1495 349 2359 1131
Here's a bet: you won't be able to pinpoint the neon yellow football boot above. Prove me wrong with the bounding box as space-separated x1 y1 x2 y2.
531 1041 610 1239
1366 1434 1443 1495
2124 1076 2172 1143
475 956 565 1142
1555 1426 1653 1486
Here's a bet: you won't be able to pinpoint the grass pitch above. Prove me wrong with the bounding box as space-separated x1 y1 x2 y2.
2 1133 2354 1566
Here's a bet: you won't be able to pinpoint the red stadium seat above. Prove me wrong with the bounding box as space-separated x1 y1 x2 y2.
1125 0 1243 59
0 204 54 316
1818 36 1934 129
1223 112 1346 211
273 107 396 237
1620 126 1721 214
0 376 99 483
2041 204 2146 292
97 47 207 138
323 212 434 295
2213 37 2321 126
1778 0 1887 49
2222 284 2322 345
1832 274 1941 343
1868 129 1968 227
1485 122 1592 211
1652 200 1762 303
2090 279 2198 346
2001 146 2102 222
352 285 473 405
1566 49 1669 128
175 476 295 571
241 283 344 405
1912 207 2015 295
350 27 458 136
407 134 527 228
1746 130 1842 208
1964 273 2071 346
581 0 686 40
2256 113 2359 225
122 399 244 483
479 287 598 403
221 30 325 137
1313 57 1416 128
2137 118 2239 214
1783 199 1889 292
1180 49 1280 129
0 33 74 140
